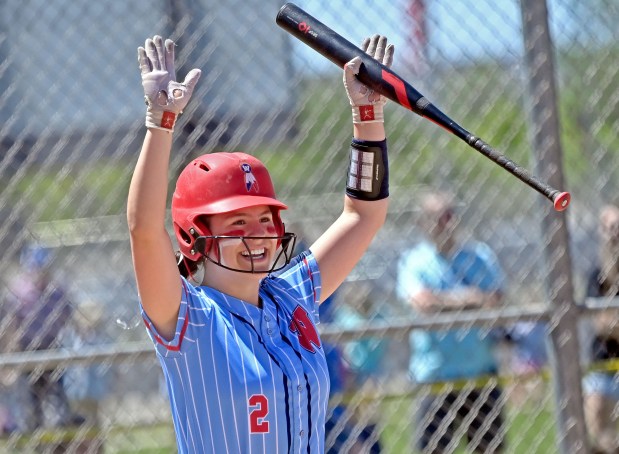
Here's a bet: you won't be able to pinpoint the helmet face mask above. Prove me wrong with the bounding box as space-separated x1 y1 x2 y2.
194 232 297 274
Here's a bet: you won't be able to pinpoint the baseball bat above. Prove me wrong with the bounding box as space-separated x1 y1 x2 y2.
276 2 571 211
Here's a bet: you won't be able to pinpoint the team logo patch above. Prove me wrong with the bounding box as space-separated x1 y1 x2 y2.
289 306 321 353
160 111 176 129
241 163 259 192
359 105 375 121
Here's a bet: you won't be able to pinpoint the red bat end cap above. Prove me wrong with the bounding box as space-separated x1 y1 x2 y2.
553 191 571 211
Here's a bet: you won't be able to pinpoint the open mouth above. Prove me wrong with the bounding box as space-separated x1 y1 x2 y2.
240 247 267 261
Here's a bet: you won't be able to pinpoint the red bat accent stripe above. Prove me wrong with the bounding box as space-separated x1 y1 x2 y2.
424 116 454 134
381 70 412 110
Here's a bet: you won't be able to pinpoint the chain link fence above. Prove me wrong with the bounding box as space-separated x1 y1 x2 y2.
1 0 618 452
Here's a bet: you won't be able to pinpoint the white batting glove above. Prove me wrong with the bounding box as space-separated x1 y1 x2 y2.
138 35 201 132
343 35 394 124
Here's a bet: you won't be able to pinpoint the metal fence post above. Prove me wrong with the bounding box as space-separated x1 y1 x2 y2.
519 1 589 452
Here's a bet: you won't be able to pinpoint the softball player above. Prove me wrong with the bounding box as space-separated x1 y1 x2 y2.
128 34 394 453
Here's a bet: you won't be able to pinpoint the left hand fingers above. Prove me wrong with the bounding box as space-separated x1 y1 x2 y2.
365 34 379 57
145 38 159 70
362 35 395 68
137 47 152 74
164 39 176 80
153 35 167 73
373 36 387 63
383 43 394 68
182 68 202 92
360 36 371 53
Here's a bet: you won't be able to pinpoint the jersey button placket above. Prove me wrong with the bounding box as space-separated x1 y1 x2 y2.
261 306 274 338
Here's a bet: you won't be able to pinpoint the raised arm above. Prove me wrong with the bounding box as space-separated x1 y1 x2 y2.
127 36 201 339
310 35 393 300
409 287 503 314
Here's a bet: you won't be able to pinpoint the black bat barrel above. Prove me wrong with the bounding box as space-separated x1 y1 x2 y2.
276 3 361 68
275 2 467 136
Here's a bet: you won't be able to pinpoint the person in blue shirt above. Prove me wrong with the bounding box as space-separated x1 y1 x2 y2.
582 204 619 454
396 190 506 453
128 34 394 453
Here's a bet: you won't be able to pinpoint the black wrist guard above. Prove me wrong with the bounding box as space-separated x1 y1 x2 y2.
345 139 389 201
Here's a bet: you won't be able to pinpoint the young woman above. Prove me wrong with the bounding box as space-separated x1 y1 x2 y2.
128 34 393 453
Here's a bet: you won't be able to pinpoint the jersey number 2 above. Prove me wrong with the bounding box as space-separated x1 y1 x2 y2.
249 394 269 433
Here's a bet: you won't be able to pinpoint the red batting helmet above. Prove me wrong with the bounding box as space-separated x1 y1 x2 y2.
171 152 287 261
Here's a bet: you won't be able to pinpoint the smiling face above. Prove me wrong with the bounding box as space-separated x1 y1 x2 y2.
205 205 279 274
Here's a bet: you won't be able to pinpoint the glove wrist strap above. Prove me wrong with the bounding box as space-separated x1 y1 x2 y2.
145 109 177 132
351 104 384 124
345 139 389 201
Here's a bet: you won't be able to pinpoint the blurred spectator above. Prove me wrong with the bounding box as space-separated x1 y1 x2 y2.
0 280 19 435
4 245 78 431
63 301 109 453
65 301 109 426
583 204 619 453
503 322 548 376
329 286 390 386
321 292 382 454
500 321 549 410
396 190 506 453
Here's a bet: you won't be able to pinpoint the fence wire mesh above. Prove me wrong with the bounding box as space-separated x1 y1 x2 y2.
1 0 618 452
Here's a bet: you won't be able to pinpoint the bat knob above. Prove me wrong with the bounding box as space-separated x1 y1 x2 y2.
553 191 571 211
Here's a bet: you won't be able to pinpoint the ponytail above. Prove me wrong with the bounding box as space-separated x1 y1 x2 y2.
176 251 200 279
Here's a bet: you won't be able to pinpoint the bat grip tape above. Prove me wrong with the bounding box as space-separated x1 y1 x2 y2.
345 139 389 201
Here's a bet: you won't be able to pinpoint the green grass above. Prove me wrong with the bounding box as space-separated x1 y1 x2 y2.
0 403 556 454
507 405 557 454
0 422 177 454
104 423 176 453
379 391 557 454
5 163 133 221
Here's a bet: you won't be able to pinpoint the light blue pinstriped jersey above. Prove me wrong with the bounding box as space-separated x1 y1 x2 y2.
141 251 330 454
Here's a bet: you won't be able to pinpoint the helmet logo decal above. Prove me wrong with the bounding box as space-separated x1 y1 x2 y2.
241 163 259 192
